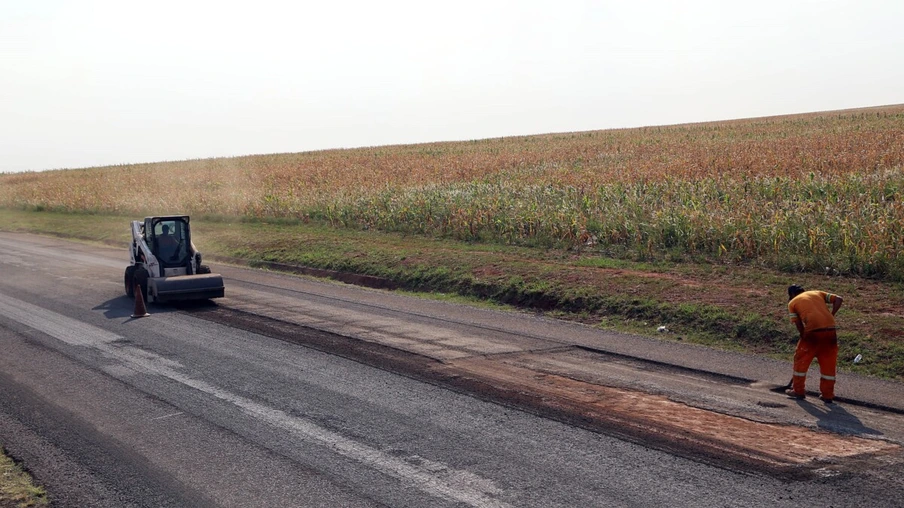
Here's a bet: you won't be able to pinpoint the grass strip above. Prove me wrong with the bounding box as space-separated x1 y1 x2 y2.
2 208 902 381
0 447 47 508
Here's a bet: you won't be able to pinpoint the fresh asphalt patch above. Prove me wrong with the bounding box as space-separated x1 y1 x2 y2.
181 303 903 482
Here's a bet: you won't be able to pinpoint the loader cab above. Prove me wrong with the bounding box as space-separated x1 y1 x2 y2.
145 216 192 270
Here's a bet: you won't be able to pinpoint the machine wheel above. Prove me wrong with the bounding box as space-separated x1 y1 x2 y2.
124 266 136 297
133 267 150 303
197 264 212 274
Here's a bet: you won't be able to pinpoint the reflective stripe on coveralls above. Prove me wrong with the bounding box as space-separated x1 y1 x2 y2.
792 328 838 399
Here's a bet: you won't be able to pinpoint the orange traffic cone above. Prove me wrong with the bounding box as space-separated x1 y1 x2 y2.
131 282 150 318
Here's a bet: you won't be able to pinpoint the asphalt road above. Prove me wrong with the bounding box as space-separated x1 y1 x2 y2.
1 232 903 507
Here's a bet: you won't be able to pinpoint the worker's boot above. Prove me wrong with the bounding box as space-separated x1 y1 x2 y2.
785 389 805 399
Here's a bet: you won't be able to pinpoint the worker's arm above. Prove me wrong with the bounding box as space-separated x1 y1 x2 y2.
789 303 805 338
794 319 805 337
831 295 843 316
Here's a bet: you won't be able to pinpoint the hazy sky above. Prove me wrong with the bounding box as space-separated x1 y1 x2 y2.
1 0 902 173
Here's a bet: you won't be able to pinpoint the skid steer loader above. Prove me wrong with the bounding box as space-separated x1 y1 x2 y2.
124 215 225 303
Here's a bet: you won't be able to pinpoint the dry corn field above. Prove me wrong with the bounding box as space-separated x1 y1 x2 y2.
2 105 903 278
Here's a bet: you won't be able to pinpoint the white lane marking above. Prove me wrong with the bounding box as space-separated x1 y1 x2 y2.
0 292 510 508
152 412 184 420
0 293 121 347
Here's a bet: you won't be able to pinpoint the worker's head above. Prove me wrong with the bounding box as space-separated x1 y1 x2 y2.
788 284 805 301
162 224 170 235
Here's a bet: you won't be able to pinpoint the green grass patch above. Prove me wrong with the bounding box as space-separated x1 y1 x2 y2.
572 256 663 271
0 447 48 508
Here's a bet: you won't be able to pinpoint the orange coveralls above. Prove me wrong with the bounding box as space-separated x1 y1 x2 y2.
788 290 841 399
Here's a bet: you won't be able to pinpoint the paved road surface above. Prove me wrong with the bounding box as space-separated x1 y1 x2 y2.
1 232 903 507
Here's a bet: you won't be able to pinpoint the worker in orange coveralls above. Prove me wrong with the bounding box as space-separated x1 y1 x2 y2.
786 284 844 403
